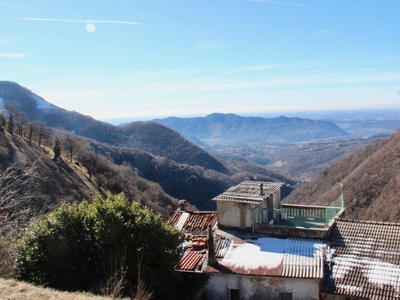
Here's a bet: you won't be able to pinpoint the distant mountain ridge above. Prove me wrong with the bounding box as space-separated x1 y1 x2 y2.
0 81 295 210
153 113 349 145
0 81 227 173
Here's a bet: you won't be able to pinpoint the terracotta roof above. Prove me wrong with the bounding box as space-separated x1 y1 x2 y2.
215 236 325 279
213 181 284 204
169 211 218 235
321 219 400 299
178 250 207 272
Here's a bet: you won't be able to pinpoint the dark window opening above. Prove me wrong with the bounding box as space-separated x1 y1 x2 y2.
229 289 240 300
280 292 293 300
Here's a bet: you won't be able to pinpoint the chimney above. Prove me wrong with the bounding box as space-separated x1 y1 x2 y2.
259 182 264 196
178 200 188 211
208 224 216 266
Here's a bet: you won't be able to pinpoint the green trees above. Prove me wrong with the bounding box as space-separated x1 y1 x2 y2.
16 193 183 299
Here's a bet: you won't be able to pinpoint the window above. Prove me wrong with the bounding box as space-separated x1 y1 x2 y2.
280 292 293 300
229 289 240 300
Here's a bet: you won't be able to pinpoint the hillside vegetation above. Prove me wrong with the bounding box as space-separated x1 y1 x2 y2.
284 129 400 222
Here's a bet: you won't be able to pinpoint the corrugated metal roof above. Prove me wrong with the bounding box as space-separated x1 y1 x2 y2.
213 181 284 204
178 250 207 272
321 219 400 299
217 236 325 279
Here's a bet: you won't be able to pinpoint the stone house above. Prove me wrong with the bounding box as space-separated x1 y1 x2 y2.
170 181 400 300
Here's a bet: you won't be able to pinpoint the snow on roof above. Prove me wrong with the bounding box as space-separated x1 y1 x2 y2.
218 236 325 278
321 219 400 299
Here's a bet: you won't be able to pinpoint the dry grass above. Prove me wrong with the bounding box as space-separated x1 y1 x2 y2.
0 278 129 300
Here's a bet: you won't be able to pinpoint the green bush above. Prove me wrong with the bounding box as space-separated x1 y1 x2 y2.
16 193 182 298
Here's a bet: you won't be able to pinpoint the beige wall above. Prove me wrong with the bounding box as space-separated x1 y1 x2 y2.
217 201 256 229
198 273 320 300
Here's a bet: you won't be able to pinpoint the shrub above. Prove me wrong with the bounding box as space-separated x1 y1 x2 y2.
16 193 182 299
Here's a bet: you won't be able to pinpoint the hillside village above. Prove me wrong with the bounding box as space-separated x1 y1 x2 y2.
1 82 400 299
171 181 400 300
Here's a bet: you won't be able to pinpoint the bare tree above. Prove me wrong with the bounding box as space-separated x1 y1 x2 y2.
14 110 28 137
0 112 6 132
31 121 48 147
63 135 80 163
3 100 18 135
0 161 46 234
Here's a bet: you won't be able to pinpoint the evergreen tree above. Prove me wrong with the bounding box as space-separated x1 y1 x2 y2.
52 136 61 161
16 193 182 298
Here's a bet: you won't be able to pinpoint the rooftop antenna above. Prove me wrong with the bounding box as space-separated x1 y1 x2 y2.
336 181 344 190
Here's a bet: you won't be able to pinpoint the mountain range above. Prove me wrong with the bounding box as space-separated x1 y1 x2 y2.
153 113 349 146
0 81 294 212
2 80 400 223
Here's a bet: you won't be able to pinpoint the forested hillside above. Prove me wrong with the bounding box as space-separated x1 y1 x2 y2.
284 129 400 222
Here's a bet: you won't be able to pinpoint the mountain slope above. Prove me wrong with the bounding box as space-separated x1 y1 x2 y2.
0 81 227 173
283 129 400 222
153 113 349 145
0 81 295 211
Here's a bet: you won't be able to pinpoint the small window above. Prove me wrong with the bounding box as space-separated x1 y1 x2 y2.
229 289 240 300
280 292 293 300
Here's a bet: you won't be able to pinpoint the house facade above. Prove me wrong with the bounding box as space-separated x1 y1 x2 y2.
213 181 283 230
171 180 400 300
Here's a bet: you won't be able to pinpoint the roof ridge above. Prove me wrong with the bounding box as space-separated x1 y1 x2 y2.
336 217 400 226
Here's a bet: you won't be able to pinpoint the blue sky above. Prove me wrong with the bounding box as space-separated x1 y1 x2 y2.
1 0 400 123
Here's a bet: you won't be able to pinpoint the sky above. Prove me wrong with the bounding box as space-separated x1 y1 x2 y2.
1 0 400 123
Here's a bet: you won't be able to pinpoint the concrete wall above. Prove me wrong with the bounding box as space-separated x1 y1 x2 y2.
217 201 256 229
198 273 320 300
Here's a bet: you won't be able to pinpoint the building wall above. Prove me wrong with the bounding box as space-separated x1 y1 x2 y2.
272 190 281 209
217 202 256 229
198 273 320 300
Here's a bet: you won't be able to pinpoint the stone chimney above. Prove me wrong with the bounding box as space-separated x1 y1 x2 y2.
259 182 264 196
178 200 188 211
208 224 216 266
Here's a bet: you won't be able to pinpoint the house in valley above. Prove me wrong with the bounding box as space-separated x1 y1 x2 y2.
170 180 400 300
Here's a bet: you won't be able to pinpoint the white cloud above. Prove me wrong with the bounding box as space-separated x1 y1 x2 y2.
18 17 140 25
0 52 26 59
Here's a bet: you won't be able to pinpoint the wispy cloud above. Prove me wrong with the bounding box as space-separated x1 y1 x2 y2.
0 52 27 59
248 0 306 7
18 17 141 25
0 1 33 10
0 35 20 46
195 40 225 51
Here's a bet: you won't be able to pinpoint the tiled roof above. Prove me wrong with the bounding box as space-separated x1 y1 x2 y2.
169 211 218 235
321 219 400 300
178 250 207 272
215 236 325 279
213 181 284 204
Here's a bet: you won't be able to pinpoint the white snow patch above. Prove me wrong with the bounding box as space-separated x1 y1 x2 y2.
221 237 325 271
31 94 56 109
333 254 400 294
